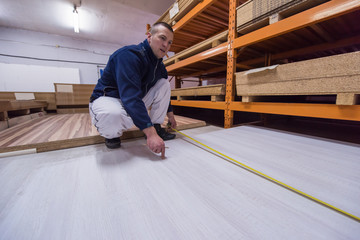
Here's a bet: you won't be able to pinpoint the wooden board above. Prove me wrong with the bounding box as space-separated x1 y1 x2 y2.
171 84 226 99
164 30 228 66
0 126 359 239
0 113 206 154
0 92 56 110
54 83 95 106
235 52 360 105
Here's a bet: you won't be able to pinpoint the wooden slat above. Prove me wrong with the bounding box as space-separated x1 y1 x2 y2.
171 84 226 97
164 30 228 66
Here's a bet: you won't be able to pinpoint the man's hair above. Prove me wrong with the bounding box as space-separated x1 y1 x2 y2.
150 22 174 34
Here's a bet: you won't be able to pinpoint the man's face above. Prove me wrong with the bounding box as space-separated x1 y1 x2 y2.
147 25 173 59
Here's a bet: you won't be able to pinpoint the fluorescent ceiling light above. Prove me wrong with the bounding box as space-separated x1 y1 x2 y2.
73 6 79 33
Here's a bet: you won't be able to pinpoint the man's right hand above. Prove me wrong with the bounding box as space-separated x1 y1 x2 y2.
143 126 165 155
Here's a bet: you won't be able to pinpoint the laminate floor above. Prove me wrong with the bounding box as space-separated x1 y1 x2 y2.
0 125 359 240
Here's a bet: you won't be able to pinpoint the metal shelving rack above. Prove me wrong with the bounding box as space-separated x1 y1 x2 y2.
167 0 360 128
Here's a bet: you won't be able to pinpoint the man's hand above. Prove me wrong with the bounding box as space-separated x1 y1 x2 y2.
143 126 165 156
167 111 177 130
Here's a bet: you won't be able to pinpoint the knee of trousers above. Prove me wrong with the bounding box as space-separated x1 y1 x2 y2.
93 107 133 138
153 78 171 101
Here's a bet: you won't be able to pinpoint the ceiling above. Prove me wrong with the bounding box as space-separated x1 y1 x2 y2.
0 0 176 46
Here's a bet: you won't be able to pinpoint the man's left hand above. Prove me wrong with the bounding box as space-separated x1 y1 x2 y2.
167 111 177 130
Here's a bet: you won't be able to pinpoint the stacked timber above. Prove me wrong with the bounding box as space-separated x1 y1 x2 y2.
236 0 329 34
235 51 360 105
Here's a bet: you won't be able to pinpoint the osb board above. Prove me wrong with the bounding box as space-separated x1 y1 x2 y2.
0 113 206 154
236 0 327 33
55 83 95 106
164 30 228 66
171 84 226 96
156 0 202 26
235 52 360 100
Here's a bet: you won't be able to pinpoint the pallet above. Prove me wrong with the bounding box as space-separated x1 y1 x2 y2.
240 94 360 105
235 52 360 105
236 0 328 34
171 84 226 101
164 30 228 66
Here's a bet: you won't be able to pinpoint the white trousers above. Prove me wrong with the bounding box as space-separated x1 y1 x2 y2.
89 78 171 139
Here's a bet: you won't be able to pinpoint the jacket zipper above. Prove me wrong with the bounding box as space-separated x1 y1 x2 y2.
146 59 159 93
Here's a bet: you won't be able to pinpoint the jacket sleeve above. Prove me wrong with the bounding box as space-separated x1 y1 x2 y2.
111 51 153 130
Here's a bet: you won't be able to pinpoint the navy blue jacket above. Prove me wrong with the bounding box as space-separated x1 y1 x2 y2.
91 39 172 130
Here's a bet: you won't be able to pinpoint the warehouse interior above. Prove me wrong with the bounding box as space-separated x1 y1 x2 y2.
0 0 360 239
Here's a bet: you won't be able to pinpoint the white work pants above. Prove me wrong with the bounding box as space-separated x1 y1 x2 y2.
89 78 171 139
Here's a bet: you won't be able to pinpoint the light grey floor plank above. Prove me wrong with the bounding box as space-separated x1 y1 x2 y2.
0 126 359 240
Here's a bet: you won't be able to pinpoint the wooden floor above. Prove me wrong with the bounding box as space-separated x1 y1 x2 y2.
0 126 359 239
0 113 205 154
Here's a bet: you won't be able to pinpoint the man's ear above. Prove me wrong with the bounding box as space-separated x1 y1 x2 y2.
147 32 152 42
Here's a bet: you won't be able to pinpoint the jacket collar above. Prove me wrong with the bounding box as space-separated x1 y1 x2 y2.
142 39 161 64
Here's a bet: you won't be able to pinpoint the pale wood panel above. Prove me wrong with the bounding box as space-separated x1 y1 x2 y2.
54 83 95 106
0 126 359 239
164 30 228 66
171 84 226 96
0 113 206 153
0 92 56 110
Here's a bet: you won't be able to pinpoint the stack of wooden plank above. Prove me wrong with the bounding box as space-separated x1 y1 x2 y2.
236 0 328 34
235 51 360 105
156 0 202 26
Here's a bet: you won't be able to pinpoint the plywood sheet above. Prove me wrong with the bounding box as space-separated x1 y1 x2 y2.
0 126 359 239
171 84 226 96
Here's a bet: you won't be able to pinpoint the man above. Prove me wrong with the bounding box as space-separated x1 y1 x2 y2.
89 22 177 155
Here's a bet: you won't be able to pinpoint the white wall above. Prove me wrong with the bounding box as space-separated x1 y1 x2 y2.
0 27 121 87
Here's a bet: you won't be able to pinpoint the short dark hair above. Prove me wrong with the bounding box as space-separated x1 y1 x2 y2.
151 22 174 34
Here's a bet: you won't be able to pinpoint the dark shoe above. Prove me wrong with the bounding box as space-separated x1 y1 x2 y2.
105 137 121 149
154 124 176 141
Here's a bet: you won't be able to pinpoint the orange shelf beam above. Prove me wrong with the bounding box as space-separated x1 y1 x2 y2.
172 0 218 32
229 102 360 121
171 100 226 110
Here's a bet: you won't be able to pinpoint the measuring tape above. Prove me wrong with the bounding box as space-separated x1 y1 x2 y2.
172 128 360 222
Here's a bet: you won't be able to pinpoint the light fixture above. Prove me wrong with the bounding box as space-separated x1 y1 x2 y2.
73 5 79 33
